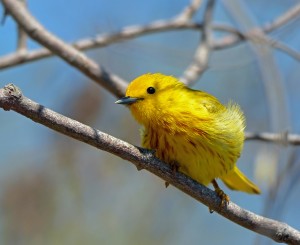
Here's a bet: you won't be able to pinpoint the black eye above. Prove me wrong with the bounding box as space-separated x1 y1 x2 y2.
147 87 156 94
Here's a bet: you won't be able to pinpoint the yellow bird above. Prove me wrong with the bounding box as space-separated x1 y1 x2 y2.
116 73 260 204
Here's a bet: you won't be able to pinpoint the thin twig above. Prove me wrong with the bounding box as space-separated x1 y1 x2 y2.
245 131 300 146
1 0 127 98
263 3 300 33
213 3 300 50
269 38 300 61
213 25 300 61
1 16 299 72
176 0 203 21
1 22 300 71
180 0 216 85
16 0 27 52
0 21 204 70
0 83 300 244
17 23 27 52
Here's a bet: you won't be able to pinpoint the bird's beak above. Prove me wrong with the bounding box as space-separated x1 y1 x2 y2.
115 96 143 105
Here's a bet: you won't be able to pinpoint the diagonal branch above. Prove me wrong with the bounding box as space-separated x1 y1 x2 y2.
213 3 300 50
176 0 203 21
1 84 300 244
180 0 216 85
213 24 300 61
1 0 127 98
263 3 300 33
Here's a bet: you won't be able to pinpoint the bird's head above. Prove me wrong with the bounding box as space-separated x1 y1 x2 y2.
116 73 185 125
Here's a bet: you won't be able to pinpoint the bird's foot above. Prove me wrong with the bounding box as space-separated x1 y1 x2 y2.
209 179 230 213
215 188 230 207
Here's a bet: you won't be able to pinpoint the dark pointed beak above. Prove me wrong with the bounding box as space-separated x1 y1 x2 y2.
115 96 143 105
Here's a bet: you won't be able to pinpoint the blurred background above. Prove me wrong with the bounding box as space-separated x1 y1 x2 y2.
0 0 300 244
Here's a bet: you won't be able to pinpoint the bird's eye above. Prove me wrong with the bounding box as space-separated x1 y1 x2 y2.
147 87 156 94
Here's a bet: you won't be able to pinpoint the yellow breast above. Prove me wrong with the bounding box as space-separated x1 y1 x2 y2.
142 110 243 186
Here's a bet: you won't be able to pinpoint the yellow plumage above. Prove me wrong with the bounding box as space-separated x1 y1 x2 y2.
116 73 260 196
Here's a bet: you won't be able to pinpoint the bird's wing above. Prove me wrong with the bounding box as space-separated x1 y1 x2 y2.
195 91 225 114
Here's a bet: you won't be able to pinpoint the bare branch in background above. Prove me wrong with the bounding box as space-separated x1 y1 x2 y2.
176 0 203 21
0 21 203 70
263 3 300 33
245 132 300 146
16 22 27 52
213 25 300 61
180 0 215 85
0 83 300 244
213 3 300 50
1 0 127 98
1 3 300 71
16 0 27 52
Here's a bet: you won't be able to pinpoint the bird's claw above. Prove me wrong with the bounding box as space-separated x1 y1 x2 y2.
210 179 230 213
215 188 230 207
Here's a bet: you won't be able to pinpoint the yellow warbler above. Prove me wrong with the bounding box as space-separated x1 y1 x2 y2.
116 73 260 203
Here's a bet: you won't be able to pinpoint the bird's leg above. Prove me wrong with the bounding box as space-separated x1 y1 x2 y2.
165 161 180 188
212 179 230 207
170 160 180 173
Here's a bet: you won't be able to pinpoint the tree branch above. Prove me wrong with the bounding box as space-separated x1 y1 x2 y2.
245 131 300 146
1 2 300 72
263 3 300 33
180 0 215 85
1 5 300 71
16 0 27 52
213 25 300 61
0 21 202 70
176 0 203 21
213 3 300 50
1 0 127 98
1 84 300 244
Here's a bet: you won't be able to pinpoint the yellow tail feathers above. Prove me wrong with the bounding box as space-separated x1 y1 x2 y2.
221 166 261 194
